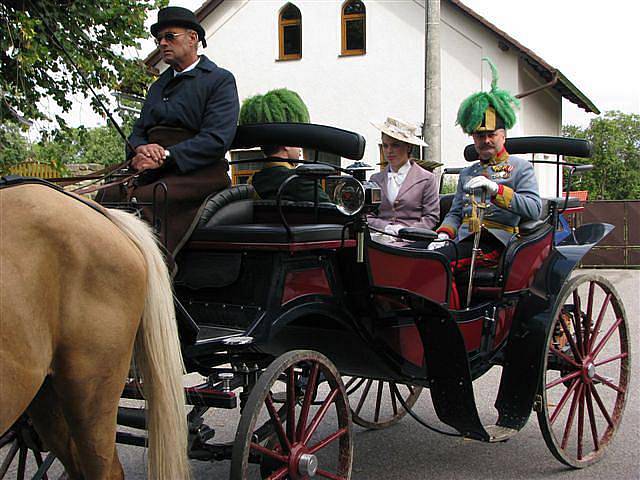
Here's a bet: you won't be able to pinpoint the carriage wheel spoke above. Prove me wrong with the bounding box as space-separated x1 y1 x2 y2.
590 384 614 428
354 379 373 416
561 383 583 449
550 346 580 369
389 382 399 416
550 377 579 425
302 387 339 445
374 381 384 422
584 282 595 353
0 440 19 477
594 352 628 367
593 374 624 393
266 466 289 480
316 468 348 480
577 384 585 460
250 442 287 463
32 449 49 480
296 363 319 442
572 290 584 356
265 393 292 452
546 370 581 390
591 317 623 360
559 312 583 362
345 377 366 396
308 427 349 454
585 385 600 451
286 367 296 442
587 293 612 352
17 445 27 479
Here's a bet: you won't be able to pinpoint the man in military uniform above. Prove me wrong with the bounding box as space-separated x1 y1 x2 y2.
429 58 541 271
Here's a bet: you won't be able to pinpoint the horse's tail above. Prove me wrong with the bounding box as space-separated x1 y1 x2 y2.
105 208 190 480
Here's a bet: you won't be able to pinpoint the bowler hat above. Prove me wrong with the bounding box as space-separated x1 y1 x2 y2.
151 6 207 47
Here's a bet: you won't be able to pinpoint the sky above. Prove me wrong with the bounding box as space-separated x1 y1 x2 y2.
461 0 640 126
54 0 640 131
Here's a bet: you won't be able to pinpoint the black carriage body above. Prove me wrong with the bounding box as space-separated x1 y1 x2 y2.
168 126 613 441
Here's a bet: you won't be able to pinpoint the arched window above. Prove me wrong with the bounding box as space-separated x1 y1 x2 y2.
279 3 302 60
341 0 366 56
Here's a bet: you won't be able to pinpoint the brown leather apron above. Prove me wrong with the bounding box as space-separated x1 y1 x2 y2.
98 126 231 258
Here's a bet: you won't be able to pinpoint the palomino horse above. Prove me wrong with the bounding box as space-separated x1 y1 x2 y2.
0 182 190 479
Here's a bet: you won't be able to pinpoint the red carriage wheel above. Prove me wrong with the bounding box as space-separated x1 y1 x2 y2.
0 416 58 479
537 275 630 468
342 377 423 429
230 350 353 479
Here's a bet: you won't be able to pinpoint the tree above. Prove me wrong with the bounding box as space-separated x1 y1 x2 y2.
0 116 135 175
1 0 162 124
563 111 640 200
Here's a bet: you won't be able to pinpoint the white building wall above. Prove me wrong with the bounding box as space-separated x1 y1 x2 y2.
174 0 563 196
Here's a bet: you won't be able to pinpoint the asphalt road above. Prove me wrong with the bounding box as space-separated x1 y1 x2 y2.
3 269 638 479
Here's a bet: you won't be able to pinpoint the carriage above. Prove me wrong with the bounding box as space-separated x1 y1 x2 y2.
1 123 630 479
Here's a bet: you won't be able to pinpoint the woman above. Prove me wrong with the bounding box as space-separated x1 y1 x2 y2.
368 117 440 236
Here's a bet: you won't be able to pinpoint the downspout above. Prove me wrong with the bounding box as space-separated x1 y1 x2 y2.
423 0 441 165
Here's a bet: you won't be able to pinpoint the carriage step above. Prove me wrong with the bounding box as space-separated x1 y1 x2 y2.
122 381 238 409
116 431 147 447
484 425 519 443
118 406 147 430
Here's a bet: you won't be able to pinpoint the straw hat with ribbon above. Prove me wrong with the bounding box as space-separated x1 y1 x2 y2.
372 117 428 147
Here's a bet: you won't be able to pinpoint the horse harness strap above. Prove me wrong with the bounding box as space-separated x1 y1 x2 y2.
0 176 109 218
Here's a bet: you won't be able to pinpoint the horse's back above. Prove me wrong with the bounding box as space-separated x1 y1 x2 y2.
0 184 147 433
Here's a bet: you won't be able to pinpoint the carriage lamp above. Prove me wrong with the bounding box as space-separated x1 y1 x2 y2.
333 177 366 215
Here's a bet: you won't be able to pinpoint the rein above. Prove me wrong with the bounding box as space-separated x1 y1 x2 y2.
47 159 138 195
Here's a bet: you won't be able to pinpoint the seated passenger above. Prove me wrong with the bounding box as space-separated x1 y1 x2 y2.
239 88 330 202
368 117 440 236
428 58 542 271
251 144 331 202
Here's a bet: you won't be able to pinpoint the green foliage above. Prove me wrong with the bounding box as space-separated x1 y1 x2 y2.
239 88 310 125
1 0 163 123
456 57 520 134
0 116 135 175
563 111 640 200
0 122 32 173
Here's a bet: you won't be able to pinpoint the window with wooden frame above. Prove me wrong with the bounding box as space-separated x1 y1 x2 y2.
279 3 302 60
341 0 366 56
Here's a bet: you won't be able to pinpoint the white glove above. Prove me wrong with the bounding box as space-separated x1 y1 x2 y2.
465 176 499 196
384 224 403 236
427 232 451 250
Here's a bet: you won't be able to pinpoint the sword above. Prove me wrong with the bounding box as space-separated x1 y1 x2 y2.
466 188 488 308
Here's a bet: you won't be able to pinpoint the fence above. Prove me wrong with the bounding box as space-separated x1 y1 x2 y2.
576 200 640 268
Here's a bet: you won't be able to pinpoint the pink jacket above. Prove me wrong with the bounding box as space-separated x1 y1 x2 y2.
368 161 440 231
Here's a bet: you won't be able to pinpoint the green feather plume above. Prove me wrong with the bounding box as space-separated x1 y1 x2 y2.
239 88 310 125
456 57 520 134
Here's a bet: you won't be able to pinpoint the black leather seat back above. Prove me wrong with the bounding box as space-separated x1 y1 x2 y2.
198 185 255 228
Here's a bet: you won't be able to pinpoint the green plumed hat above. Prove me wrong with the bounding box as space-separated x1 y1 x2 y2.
456 57 520 135
239 88 310 125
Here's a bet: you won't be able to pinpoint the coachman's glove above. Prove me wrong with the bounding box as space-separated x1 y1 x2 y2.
464 176 499 196
427 232 451 250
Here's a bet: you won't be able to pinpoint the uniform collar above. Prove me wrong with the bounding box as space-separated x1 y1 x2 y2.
481 146 509 166
265 159 295 169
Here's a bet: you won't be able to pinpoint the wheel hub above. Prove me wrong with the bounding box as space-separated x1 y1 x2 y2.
586 362 596 379
289 443 319 478
298 453 318 477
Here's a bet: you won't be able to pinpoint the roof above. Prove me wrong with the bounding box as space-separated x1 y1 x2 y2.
448 0 599 113
144 0 598 114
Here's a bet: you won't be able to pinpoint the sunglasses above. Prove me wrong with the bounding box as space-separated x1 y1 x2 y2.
154 32 186 45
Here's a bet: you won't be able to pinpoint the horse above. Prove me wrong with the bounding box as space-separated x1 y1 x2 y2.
0 182 190 479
